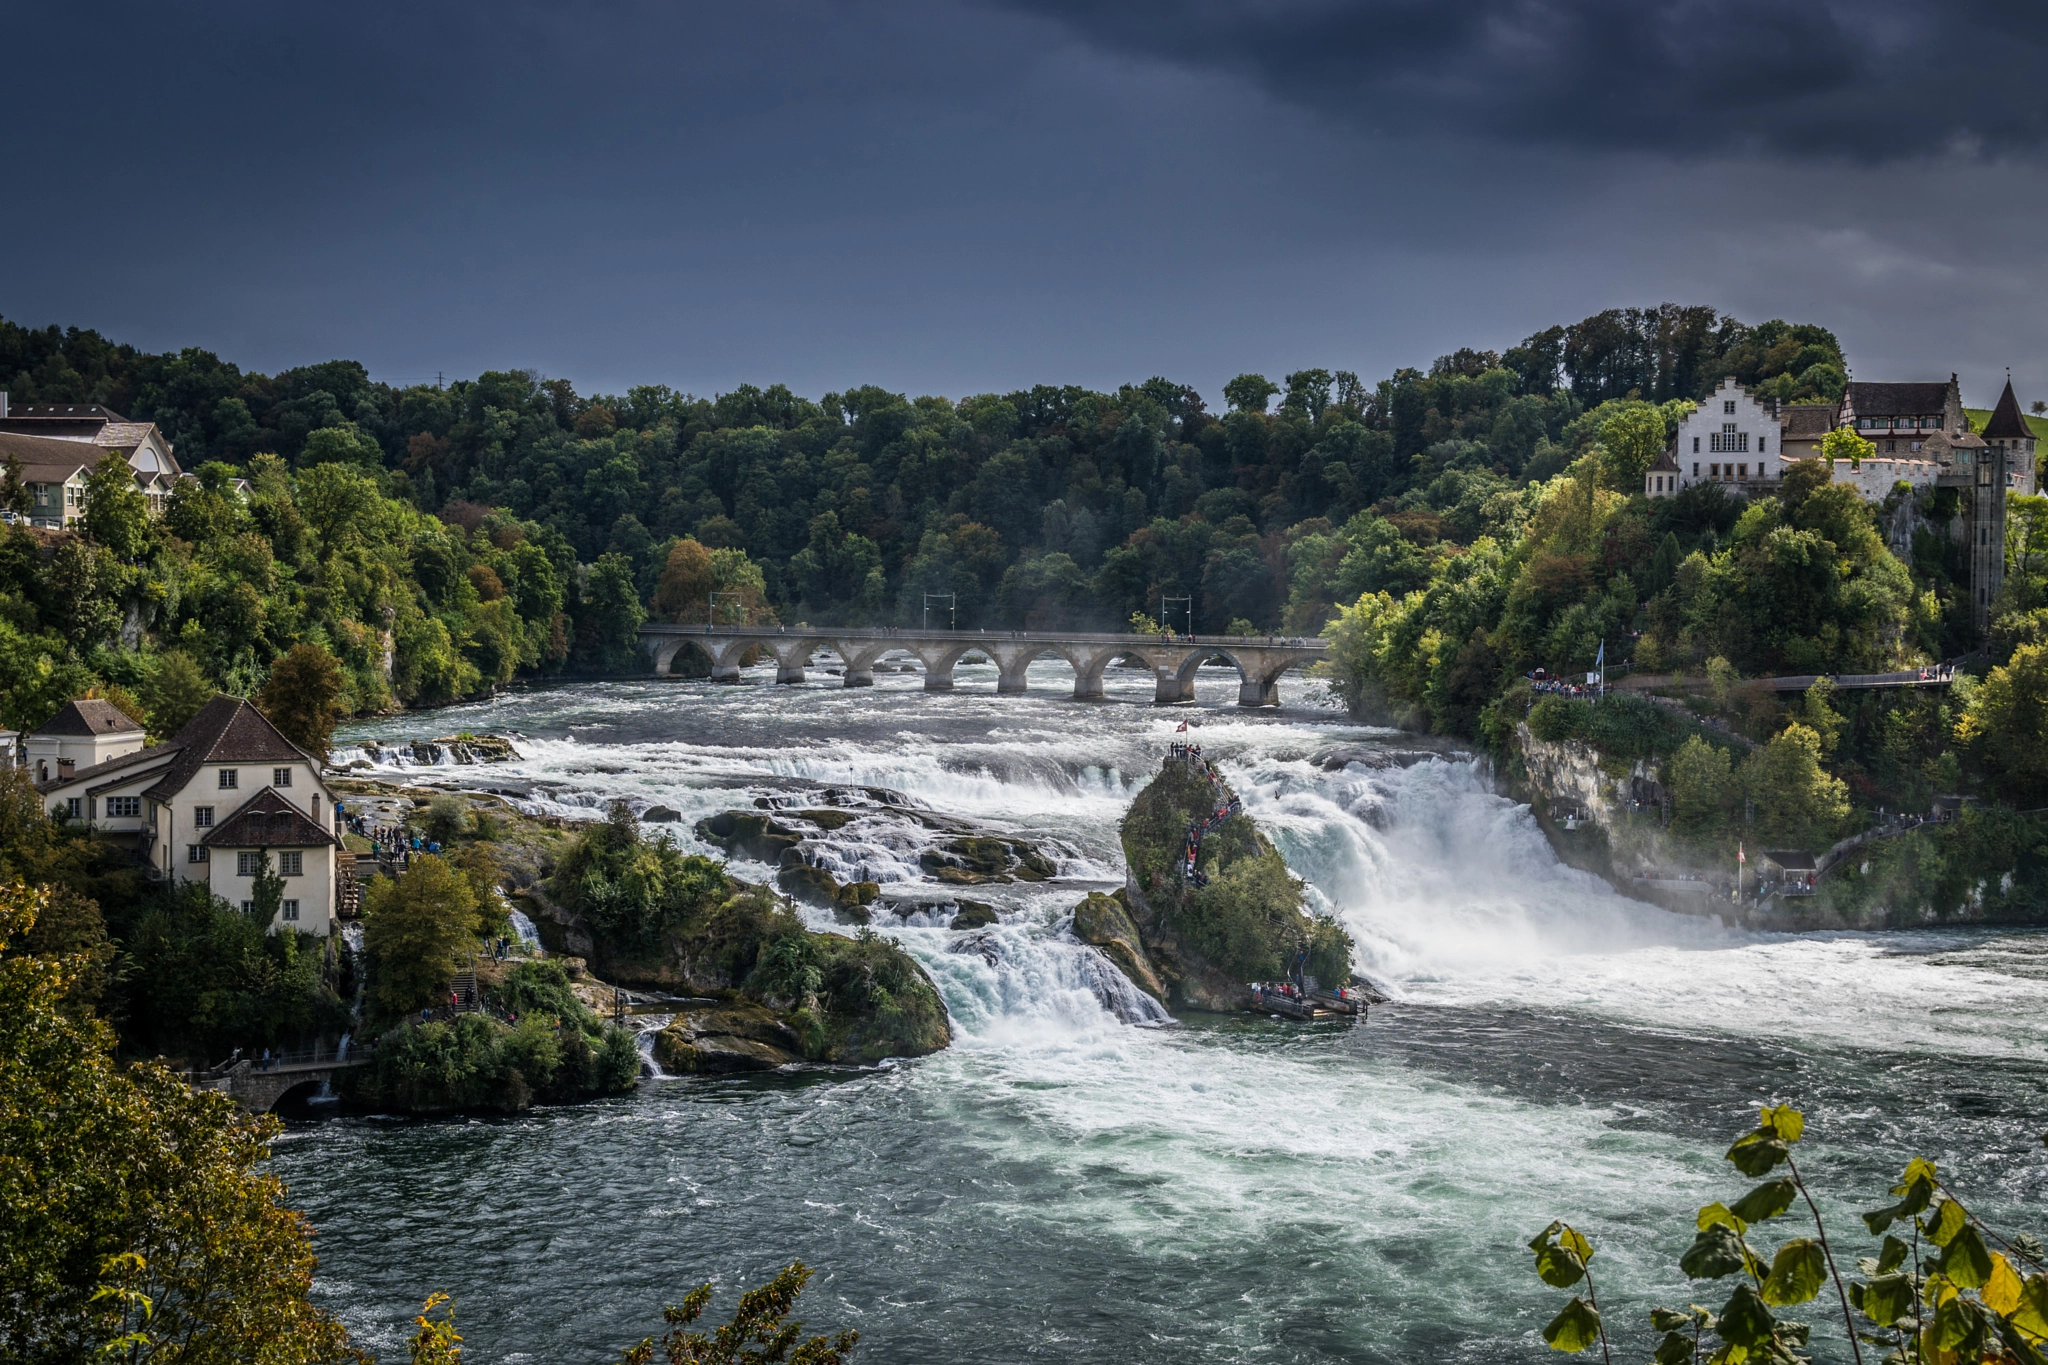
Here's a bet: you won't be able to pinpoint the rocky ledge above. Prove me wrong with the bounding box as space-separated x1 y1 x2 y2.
694 788 1061 922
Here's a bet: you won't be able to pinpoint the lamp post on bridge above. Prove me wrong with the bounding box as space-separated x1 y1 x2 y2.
708 591 744 626
1161 595 1192 638
924 592 955 631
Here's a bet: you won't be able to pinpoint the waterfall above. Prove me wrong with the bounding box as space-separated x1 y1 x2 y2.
508 908 543 954
634 1015 675 1079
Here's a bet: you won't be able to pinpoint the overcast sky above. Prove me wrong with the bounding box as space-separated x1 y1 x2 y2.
5 0 2045 408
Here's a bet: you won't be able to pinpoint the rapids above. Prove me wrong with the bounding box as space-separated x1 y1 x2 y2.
275 659 2048 1363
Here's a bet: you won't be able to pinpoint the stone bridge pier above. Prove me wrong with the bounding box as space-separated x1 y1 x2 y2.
191 1058 365 1113
639 625 1327 707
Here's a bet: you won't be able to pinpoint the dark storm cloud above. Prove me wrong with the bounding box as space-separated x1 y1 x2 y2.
1000 0 2048 161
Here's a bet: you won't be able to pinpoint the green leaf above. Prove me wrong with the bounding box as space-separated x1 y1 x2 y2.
1761 1239 1827 1306
1922 1197 1967 1248
1682 1224 1755 1281
1717 1285 1778 1350
1893 1156 1938 1194
1759 1104 1805 1142
1650 1308 1695 1332
1876 1235 1910 1275
2012 1274 2048 1340
1728 1180 1797 1225
1725 1134 1790 1177
1941 1224 1994 1289
1854 1273 1914 1328
1698 1202 1747 1235
1534 1242 1587 1289
1542 1297 1602 1353
1934 1289 1992 1355
1998 1317 2048 1365
1559 1225 1594 1264
1653 1330 1694 1365
1529 1220 1565 1253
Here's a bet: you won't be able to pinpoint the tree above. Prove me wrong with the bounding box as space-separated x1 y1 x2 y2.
1742 722 1849 847
616 1262 858 1365
1669 735 1734 833
144 650 217 742
1596 403 1668 491
299 423 384 469
1956 641 2048 805
362 856 481 1019
294 462 379 550
581 552 647 670
1819 425 1875 470
653 537 716 622
255 643 346 761
1222 373 1278 415
82 451 154 560
0 882 359 1361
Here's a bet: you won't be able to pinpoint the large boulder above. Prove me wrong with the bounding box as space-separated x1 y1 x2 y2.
695 811 805 864
1070 890 1166 1003
654 1000 804 1073
1108 755 1354 1014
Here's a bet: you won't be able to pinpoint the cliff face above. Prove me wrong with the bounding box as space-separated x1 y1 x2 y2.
1074 754 1353 1013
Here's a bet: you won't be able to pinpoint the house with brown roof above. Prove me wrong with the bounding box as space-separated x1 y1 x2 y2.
0 393 184 522
24 698 146 786
34 695 344 935
1839 377 1969 453
1777 403 1838 461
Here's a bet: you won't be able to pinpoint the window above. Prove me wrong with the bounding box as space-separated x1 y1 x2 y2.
194 806 214 827
188 844 208 863
65 798 80 818
273 767 292 787
1710 463 1720 478
237 851 261 876
240 900 253 914
1710 423 1749 453
1724 400 1737 414
218 769 238 789
281 899 300 921
1692 463 1699 476
1758 438 1767 453
1693 436 1700 452
280 850 303 876
107 796 139 818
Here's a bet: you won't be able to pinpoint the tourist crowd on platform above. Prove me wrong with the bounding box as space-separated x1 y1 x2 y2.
337 806 444 866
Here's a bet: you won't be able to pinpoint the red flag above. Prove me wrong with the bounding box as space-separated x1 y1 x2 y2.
1175 720 1189 732
1738 842 1746 864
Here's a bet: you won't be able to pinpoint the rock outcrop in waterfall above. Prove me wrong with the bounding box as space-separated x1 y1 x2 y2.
1073 750 1353 1013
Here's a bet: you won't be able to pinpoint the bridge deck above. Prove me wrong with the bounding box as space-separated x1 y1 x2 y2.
637 624 1327 706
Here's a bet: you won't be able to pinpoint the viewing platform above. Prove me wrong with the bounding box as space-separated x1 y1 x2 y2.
637 624 1328 706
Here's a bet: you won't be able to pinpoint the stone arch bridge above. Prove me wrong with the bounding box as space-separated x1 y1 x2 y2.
638 625 1328 706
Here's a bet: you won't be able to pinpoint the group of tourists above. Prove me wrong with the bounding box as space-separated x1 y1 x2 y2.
1179 792 1244 889
1527 672 1601 698
340 807 443 865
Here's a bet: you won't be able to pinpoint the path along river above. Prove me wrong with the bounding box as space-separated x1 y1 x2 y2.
277 659 2048 1363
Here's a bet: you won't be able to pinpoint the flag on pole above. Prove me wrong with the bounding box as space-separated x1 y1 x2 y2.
1738 842 1745 864
1175 720 1189 732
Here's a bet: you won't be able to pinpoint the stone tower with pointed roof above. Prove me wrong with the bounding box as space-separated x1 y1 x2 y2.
33 695 344 935
1982 378 2039 497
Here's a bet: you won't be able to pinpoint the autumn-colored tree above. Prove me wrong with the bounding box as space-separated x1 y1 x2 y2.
255 643 346 761
0 881 361 1362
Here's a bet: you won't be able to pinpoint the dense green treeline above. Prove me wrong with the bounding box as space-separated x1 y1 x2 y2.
0 305 1845 729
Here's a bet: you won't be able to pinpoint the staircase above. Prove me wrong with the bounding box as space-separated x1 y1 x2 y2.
450 968 481 1013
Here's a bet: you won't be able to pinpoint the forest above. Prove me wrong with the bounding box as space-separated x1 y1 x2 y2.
0 302 1851 731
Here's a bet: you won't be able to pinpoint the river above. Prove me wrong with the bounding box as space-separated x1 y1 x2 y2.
274 659 2048 1363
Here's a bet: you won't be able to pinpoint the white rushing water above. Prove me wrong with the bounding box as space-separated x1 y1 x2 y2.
298 666 2048 1363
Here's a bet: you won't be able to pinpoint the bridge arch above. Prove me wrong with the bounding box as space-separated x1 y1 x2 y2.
1073 645 1161 700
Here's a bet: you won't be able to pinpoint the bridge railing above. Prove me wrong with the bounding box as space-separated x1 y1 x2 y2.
639 623 1327 649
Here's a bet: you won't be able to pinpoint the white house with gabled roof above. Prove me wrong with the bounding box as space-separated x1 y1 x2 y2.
34 695 344 934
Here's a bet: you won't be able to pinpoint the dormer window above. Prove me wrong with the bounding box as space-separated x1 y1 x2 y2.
218 769 238 789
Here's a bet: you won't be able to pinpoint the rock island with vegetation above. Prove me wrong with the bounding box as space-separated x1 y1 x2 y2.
1075 752 1353 1013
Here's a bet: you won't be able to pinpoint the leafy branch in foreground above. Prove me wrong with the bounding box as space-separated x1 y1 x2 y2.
405 1261 857 1365
1531 1106 2048 1364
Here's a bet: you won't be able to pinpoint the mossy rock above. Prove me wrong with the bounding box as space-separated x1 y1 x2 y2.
696 811 804 863
950 899 998 930
920 835 1056 883
655 1001 804 1073
794 809 858 831
832 880 880 925
1071 890 1166 1003
776 860 841 908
